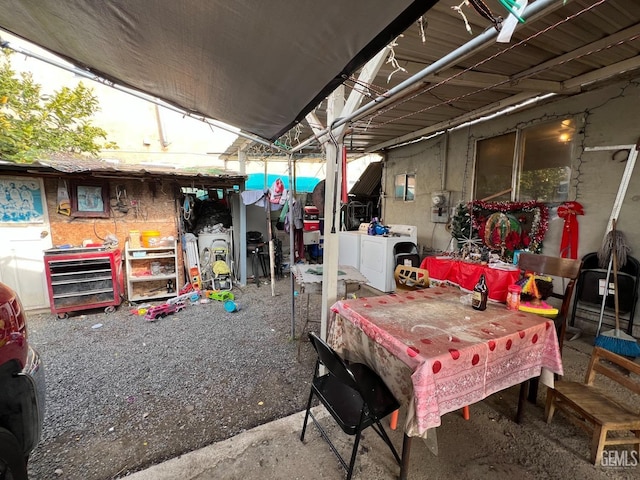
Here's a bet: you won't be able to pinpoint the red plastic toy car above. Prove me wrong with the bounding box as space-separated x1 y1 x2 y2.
0 281 45 480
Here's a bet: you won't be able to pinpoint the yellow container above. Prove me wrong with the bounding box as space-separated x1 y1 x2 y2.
129 230 141 249
141 230 161 248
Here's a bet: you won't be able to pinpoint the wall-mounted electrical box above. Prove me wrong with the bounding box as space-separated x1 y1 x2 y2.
430 191 450 223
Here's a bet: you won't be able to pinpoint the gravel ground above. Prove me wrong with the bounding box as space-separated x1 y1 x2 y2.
24 274 640 480
26 276 321 480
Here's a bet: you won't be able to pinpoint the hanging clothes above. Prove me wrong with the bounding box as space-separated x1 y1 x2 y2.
240 190 281 210
292 197 304 230
292 197 305 262
56 179 71 215
269 178 287 205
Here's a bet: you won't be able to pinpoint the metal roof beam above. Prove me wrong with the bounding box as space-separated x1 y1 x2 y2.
291 0 563 153
424 68 565 93
305 47 388 145
563 55 640 89
512 22 640 82
367 91 544 152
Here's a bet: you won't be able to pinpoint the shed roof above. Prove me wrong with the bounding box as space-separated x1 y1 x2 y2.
0 155 246 188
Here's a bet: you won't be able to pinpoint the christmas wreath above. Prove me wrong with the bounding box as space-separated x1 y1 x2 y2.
451 200 549 262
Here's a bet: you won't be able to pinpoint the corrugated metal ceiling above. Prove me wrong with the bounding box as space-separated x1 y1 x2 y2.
276 0 640 156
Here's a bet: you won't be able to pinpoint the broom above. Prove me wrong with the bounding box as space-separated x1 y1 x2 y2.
594 219 640 356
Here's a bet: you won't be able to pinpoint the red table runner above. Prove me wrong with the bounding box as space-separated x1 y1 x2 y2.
421 256 521 303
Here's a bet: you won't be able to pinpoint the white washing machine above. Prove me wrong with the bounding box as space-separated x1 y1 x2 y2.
358 225 417 293
338 231 363 269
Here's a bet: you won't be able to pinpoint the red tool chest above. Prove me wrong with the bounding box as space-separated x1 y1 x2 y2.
43 247 124 318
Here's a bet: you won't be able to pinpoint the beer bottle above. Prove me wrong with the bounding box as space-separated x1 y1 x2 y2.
472 273 488 311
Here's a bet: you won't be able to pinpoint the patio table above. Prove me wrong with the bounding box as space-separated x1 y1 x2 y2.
290 264 368 296
328 284 563 479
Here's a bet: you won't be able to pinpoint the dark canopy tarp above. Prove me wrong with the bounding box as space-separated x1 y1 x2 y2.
0 0 436 142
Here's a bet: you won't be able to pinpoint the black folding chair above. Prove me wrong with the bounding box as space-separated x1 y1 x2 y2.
300 332 401 480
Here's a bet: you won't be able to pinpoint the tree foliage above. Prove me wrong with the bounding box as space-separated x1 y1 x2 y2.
0 48 117 163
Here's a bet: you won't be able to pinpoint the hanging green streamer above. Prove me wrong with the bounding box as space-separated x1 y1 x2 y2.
499 0 526 23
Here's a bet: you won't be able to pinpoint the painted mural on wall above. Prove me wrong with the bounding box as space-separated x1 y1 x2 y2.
0 177 44 223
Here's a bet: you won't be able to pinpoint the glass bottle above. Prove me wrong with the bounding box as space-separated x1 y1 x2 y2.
472 273 488 311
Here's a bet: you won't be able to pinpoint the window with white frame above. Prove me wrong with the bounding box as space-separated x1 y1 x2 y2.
474 119 574 203
394 173 415 201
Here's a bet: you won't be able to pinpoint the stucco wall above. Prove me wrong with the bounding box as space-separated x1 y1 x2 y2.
383 76 640 334
384 76 640 257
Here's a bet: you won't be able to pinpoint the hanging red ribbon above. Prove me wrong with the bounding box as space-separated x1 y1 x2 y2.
557 201 584 259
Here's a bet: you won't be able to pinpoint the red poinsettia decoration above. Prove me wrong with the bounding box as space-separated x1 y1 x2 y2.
505 231 521 251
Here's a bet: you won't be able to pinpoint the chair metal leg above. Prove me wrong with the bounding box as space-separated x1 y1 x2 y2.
389 409 399 430
462 405 470 420
373 420 401 464
249 251 261 286
308 410 350 472
300 389 315 441
346 430 363 480
399 434 412 480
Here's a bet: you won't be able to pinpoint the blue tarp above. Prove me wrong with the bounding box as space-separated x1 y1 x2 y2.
245 173 320 193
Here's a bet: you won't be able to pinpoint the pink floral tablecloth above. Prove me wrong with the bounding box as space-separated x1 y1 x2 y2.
328 285 563 437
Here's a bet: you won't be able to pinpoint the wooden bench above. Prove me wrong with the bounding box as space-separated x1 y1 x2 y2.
545 346 640 465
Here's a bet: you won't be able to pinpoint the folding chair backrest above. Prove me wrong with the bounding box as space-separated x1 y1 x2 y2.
393 241 418 256
308 332 359 392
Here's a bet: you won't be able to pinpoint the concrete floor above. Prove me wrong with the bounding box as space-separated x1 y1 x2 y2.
123 335 638 480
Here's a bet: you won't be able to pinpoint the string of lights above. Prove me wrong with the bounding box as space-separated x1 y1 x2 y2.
344 0 609 136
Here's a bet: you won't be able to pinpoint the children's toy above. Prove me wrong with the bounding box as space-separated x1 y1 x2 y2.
517 273 558 318
130 304 152 316
205 290 234 302
167 291 199 305
144 301 186 321
223 300 240 312
189 267 201 290
201 239 233 291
